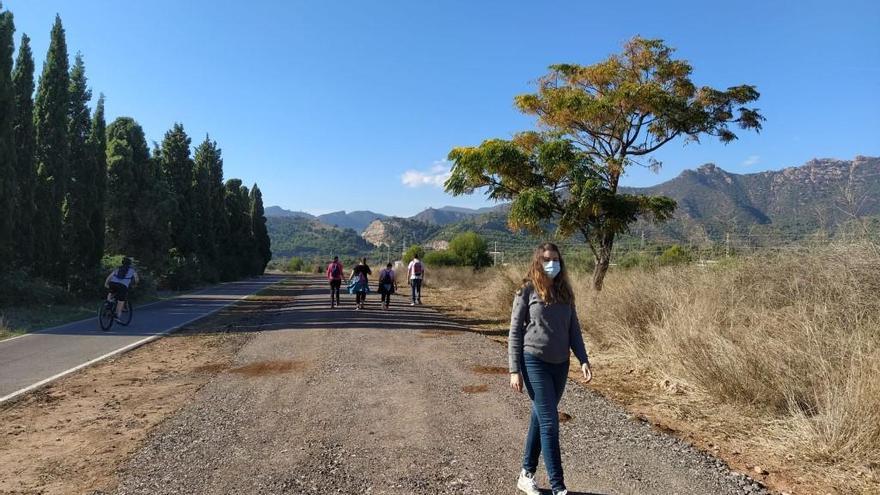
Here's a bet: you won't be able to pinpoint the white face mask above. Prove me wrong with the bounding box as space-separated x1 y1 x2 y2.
543 260 561 279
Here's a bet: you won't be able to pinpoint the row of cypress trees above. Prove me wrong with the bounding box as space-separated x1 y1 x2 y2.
0 6 271 294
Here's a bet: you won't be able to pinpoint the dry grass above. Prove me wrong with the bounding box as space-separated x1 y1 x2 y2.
430 243 880 493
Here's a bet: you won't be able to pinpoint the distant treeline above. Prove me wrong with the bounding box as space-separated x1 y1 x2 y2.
0 8 271 295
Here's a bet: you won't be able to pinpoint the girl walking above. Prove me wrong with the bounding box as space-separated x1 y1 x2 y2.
509 242 592 495
349 258 372 310
377 262 397 309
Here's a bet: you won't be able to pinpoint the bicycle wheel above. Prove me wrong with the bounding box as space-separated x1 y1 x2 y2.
118 301 133 326
98 301 115 331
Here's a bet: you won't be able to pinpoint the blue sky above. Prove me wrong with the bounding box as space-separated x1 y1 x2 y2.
6 0 879 216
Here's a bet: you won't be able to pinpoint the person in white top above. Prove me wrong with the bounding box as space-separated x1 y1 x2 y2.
406 256 425 305
104 257 140 319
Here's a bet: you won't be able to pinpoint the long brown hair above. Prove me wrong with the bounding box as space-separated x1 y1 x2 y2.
524 242 574 305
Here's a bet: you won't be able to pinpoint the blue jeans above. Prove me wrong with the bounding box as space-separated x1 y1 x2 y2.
410 278 422 302
521 352 569 492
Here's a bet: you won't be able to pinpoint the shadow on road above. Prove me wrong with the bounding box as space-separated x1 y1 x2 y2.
203 277 476 334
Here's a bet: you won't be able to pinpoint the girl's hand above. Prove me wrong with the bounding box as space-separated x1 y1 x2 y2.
581 363 593 383
510 372 524 393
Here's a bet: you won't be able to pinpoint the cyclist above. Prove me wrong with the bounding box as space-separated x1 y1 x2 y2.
104 257 139 320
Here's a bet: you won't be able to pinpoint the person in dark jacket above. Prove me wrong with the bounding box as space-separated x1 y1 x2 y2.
509 242 592 495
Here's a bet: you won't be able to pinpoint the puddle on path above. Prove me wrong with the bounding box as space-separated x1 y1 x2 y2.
229 360 306 377
471 365 508 375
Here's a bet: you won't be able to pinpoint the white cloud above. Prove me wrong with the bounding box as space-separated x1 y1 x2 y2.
401 160 452 188
741 155 760 167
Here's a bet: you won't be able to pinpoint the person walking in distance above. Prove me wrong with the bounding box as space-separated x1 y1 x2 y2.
377 262 397 310
349 258 372 310
326 256 344 308
407 255 424 305
509 242 592 495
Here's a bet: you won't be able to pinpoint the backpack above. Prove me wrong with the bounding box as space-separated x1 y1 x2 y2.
116 266 131 280
412 261 423 276
380 270 393 284
330 262 341 278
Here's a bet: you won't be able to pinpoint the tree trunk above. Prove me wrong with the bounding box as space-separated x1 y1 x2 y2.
591 232 615 291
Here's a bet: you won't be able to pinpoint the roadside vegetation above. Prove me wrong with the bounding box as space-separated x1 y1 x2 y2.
0 5 272 333
430 242 880 494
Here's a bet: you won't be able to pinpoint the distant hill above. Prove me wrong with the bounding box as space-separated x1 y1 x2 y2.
362 217 441 247
317 210 388 232
411 205 507 226
622 155 880 242
267 216 375 259
264 206 315 219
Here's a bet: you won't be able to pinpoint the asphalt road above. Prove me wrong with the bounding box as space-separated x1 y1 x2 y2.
0 275 284 403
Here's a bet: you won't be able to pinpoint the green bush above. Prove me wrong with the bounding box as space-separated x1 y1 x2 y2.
162 249 203 290
659 244 692 266
286 257 305 272
0 269 73 306
616 251 653 269
448 232 491 268
423 250 462 267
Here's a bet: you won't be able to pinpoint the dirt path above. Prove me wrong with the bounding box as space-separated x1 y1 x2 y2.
110 276 766 495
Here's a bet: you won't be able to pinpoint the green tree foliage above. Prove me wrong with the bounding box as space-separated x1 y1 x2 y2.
105 117 173 271
192 136 226 281
448 231 491 268
12 32 36 270
286 256 305 272
0 5 16 271
250 184 271 275
33 15 70 281
447 37 763 290
423 250 461 267
87 94 106 268
159 123 197 256
63 53 97 292
403 244 425 264
221 179 255 280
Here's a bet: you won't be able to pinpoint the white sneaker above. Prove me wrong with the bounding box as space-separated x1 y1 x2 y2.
516 469 540 495
553 490 568 495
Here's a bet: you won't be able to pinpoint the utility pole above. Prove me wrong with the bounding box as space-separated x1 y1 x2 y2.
489 241 502 267
640 230 645 250
725 232 731 257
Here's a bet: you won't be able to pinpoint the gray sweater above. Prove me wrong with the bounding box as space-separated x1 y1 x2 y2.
508 283 589 373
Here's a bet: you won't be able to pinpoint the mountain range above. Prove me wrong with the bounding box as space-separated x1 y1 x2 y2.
266 156 879 259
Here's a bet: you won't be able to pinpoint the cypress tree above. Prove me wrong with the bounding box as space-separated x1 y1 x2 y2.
159 123 196 256
249 184 271 275
0 4 17 271
87 94 106 268
63 53 95 291
105 117 173 272
33 15 70 281
192 136 225 281
221 179 252 280
12 32 36 270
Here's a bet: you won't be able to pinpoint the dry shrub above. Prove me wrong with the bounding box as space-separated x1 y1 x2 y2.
421 266 484 291
487 265 524 320
585 242 880 476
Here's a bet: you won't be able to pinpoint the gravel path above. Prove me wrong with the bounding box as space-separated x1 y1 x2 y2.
113 277 768 495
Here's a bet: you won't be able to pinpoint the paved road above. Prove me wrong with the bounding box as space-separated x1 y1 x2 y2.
114 277 765 495
0 275 284 403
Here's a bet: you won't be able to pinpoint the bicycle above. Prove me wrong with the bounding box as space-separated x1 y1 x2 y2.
98 291 133 331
